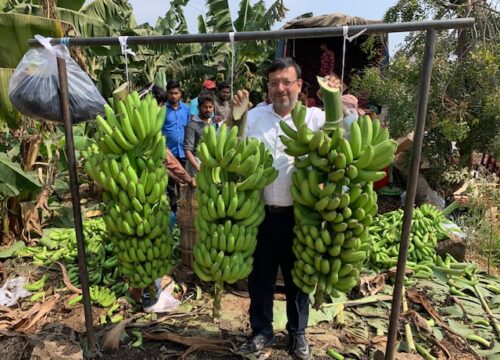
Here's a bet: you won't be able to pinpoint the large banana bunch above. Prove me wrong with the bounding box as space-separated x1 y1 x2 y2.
280 80 398 306
192 123 278 316
369 204 449 277
82 91 173 289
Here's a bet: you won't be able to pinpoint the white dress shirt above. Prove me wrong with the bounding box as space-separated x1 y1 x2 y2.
245 104 325 206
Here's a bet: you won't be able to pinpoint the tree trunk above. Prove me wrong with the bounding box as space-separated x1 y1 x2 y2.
41 0 89 73
456 0 471 58
1 203 10 245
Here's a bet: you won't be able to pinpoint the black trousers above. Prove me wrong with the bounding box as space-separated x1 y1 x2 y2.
248 206 309 337
167 157 186 212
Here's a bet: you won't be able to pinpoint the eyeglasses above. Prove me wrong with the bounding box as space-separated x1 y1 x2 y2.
268 79 299 89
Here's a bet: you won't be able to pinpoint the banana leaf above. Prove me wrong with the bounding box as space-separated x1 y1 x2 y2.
0 153 41 197
57 0 86 11
0 68 20 130
0 240 25 258
0 13 64 68
7 4 117 55
205 0 233 33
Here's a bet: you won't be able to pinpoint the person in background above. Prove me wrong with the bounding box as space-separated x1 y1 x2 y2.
214 82 231 124
189 80 217 119
162 80 190 211
319 43 335 77
151 84 167 105
165 149 195 187
184 94 215 175
140 83 166 105
341 94 364 139
299 82 317 108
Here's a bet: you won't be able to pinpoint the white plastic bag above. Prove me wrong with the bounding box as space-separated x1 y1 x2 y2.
143 280 181 313
8 35 105 123
0 276 32 306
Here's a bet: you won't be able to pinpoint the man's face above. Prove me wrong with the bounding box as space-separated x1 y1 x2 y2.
198 101 214 120
267 67 302 116
167 87 182 104
218 88 230 101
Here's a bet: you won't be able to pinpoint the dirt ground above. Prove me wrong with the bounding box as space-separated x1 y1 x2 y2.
0 274 488 360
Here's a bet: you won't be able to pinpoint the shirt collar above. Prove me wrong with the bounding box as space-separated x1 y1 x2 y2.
215 98 228 105
192 115 212 124
167 101 183 109
263 103 291 119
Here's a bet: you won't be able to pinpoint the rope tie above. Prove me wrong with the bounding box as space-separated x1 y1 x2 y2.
340 25 367 92
229 31 236 100
60 37 70 47
118 36 136 87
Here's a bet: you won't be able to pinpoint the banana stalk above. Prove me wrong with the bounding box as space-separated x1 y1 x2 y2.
474 283 500 340
213 281 224 319
317 76 343 131
403 287 416 353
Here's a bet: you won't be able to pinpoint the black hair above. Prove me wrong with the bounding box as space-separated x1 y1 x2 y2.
150 84 166 103
198 94 214 107
301 81 310 95
266 57 301 79
217 82 230 91
166 80 181 91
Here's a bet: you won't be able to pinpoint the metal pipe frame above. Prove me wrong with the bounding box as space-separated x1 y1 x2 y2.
56 57 96 354
35 17 471 359
384 29 437 359
29 18 473 47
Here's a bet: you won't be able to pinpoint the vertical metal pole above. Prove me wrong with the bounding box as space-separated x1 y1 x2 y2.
56 57 96 353
384 29 436 360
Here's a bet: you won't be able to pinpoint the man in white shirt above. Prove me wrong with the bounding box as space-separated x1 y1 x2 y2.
234 58 338 360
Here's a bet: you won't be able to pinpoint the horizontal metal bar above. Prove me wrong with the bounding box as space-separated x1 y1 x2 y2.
28 18 474 47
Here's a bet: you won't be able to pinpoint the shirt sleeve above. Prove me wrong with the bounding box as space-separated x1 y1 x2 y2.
307 107 326 132
184 123 197 153
243 111 251 139
165 150 192 184
182 103 190 126
189 99 198 116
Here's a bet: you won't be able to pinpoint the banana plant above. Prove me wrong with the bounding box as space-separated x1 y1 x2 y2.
0 151 41 244
196 0 288 94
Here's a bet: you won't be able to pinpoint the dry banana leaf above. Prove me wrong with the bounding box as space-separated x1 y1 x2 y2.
143 330 234 359
359 274 386 296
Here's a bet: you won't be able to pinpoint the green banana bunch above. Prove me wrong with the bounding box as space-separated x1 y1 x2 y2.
83 91 174 290
89 285 117 308
369 204 450 274
93 92 166 157
18 217 130 300
290 181 375 298
24 274 49 292
278 84 398 307
192 123 277 317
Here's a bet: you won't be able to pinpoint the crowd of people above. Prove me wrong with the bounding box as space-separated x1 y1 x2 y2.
148 79 232 208
145 56 364 360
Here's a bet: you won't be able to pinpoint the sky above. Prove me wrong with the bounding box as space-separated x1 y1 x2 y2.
123 0 408 54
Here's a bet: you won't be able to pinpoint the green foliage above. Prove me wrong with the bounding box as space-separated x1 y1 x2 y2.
0 152 41 199
454 175 500 266
351 1 499 185
167 0 288 98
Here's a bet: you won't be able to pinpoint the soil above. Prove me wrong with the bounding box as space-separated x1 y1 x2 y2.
0 280 487 360
0 335 32 360
467 252 499 276
377 194 402 214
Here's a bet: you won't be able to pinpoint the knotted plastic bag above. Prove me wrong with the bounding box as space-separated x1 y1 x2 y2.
8 35 105 123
